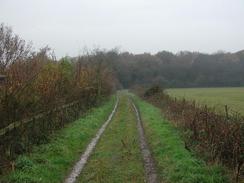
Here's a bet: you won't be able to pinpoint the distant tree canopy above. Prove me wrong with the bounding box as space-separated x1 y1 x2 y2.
95 50 244 88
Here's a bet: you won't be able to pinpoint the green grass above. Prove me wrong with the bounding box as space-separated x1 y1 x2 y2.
167 87 244 114
133 96 229 183
78 93 145 183
2 96 115 183
2 92 231 183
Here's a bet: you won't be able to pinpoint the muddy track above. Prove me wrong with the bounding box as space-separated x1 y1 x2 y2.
64 95 158 183
64 97 119 183
131 100 159 183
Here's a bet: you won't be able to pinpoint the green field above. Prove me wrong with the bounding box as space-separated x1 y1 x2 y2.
167 87 244 114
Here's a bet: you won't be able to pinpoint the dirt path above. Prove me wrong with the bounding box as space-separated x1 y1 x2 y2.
78 94 146 182
64 97 119 183
131 100 159 183
65 93 158 183
77 92 146 183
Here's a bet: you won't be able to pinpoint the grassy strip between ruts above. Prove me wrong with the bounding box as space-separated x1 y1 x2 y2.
78 93 145 183
133 95 230 183
1 96 116 183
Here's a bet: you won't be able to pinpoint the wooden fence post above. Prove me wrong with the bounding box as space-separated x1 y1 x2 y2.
225 105 229 119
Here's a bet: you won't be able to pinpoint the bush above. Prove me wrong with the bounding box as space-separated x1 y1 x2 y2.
142 91 244 182
143 85 163 97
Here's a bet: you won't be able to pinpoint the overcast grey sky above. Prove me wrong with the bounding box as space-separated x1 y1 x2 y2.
1 0 244 57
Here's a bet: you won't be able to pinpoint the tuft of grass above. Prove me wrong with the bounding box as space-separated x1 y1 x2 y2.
167 87 244 114
133 96 229 183
78 93 146 183
2 96 115 183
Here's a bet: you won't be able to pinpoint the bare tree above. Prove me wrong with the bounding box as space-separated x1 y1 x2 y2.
0 23 31 73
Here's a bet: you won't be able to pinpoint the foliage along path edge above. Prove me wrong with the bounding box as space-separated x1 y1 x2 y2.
2 96 116 183
132 94 229 183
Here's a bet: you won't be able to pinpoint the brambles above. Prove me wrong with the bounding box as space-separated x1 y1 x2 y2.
139 87 243 182
3 98 115 183
0 24 115 173
134 96 229 183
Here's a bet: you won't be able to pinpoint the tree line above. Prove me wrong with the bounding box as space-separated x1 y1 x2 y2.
2 22 244 128
0 23 117 171
92 49 244 88
0 23 115 128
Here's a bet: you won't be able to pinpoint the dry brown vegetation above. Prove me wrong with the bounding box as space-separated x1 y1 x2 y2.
135 86 244 182
0 24 115 173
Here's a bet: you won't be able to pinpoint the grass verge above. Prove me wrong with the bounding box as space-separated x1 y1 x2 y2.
78 93 145 183
133 96 229 183
1 96 115 183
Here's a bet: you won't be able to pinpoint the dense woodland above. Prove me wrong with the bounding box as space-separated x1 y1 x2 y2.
84 49 244 88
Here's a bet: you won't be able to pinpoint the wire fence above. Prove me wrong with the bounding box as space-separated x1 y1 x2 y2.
0 100 85 172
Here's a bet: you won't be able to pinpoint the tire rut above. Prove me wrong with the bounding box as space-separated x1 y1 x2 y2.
64 97 119 183
131 100 159 183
